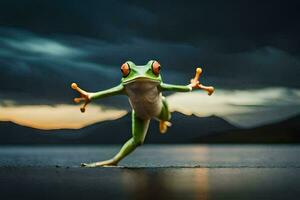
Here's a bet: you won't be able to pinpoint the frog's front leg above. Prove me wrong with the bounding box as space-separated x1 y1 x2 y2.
81 111 150 167
71 82 124 113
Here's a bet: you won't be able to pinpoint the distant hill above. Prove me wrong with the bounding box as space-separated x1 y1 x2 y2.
1 112 299 144
0 121 83 144
195 114 300 143
0 112 236 144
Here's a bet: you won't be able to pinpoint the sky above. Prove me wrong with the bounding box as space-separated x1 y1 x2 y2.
0 0 299 129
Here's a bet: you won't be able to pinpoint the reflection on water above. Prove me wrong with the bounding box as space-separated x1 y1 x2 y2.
1 167 299 200
118 168 300 200
0 145 300 199
121 168 209 199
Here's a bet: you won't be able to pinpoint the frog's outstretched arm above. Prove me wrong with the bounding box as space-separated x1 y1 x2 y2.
71 83 124 112
89 84 124 100
159 83 192 92
160 67 215 95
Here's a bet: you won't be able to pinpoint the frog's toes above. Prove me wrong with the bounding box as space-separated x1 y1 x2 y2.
81 159 117 168
159 120 172 134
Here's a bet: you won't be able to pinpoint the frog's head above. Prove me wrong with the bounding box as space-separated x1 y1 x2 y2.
120 60 162 85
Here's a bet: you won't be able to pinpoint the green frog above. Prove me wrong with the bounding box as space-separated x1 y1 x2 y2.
71 60 214 167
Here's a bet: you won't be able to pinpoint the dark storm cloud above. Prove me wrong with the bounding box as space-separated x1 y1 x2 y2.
0 27 299 104
0 28 123 105
0 0 156 42
1 0 300 53
127 0 300 55
0 28 195 105
0 0 300 105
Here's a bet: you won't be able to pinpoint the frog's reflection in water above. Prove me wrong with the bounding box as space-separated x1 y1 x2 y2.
121 168 209 200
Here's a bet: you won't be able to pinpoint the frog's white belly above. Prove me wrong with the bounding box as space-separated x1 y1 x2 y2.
124 81 162 119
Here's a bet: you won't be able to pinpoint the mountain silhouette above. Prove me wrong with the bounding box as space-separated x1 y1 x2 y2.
1 112 299 144
195 114 300 143
0 112 236 144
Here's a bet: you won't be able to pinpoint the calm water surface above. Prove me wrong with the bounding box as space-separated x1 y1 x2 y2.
0 145 299 200
0 144 299 167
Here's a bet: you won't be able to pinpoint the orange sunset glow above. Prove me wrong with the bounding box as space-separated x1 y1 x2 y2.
0 104 127 130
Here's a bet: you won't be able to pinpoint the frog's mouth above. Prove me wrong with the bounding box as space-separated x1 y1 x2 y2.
123 76 161 85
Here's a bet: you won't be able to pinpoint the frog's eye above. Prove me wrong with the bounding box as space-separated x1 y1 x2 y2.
121 63 131 77
152 61 161 76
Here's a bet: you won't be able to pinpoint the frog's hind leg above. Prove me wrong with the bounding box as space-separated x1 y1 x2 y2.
81 111 149 167
157 97 172 134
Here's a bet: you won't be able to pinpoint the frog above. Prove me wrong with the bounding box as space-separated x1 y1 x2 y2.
71 60 214 167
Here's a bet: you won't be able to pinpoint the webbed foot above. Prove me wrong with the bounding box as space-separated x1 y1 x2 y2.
159 120 172 134
71 82 91 113
81 159 117 167
189 67 215 95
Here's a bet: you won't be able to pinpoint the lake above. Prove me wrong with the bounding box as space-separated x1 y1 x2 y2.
0 144 299 199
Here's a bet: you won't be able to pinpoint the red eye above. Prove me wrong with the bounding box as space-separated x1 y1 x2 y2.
121 63 130 77
152 61 161 75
